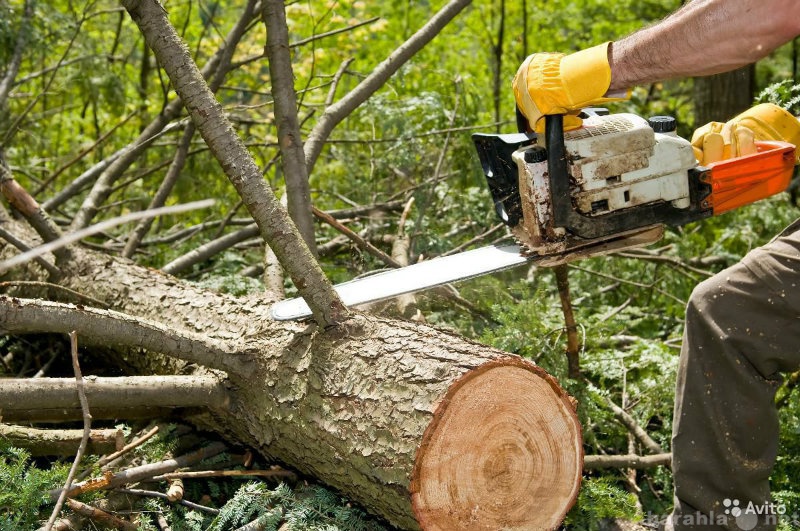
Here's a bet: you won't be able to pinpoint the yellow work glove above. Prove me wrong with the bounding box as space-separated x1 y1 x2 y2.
691 103 800 165
512 42 630 132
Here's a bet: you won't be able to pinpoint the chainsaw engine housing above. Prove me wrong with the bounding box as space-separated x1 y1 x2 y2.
474 112 712 262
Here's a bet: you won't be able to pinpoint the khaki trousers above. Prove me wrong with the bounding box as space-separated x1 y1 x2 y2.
669 219 800 531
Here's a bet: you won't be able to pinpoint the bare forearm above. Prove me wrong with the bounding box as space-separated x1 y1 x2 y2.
608 0 800 91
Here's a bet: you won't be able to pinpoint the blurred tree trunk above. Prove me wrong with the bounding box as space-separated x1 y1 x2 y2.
491 0 506 132
693 65 755 125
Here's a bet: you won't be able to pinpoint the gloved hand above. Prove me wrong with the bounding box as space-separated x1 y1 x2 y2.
691 103 800 165
512 42 630 132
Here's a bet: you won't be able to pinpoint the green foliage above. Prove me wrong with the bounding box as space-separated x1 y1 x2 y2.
210 482 280 530
194 260 265 296
173 508 207 531
757 79 800 114
134 423 180 464
0 443 69 530
774 396 800 499
169 482 386 531
565 477 642 530
0 429 387 530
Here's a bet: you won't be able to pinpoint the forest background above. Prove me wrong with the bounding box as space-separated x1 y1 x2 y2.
1 0 800 529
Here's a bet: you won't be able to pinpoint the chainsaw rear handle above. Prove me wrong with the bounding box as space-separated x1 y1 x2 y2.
703 140 795 214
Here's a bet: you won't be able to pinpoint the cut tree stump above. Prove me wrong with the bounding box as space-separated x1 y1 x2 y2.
411 360 583 530
0 222 584 530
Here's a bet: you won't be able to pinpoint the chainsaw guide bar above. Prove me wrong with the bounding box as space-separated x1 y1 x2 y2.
270 225 661 321
270 245 530 321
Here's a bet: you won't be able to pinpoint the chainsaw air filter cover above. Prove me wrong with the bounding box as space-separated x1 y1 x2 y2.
559 113 695 215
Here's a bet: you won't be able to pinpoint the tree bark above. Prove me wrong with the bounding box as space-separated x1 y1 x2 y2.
1 218 582 530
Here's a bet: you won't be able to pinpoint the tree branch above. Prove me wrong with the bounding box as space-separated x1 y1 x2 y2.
0 158 69 263
0 0 33 109
554 265 581 379
588 383 665 455
0 375 229 411
114 488 220 515
161 224 260 275
583 453 672 470
263 0 316 253
63 499 137 531
122 123 196 258
121 0 348 327
312 206 402 268
391 198 421 319
45 331 92 531
0 296 250 375
303 0 473 173
0 425 121 456
0 226 61 277
51 441 227 500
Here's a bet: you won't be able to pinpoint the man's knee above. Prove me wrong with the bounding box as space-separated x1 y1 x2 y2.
685 271 732 326
687 256 763 322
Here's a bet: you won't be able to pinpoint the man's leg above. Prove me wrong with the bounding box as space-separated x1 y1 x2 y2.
669 221 800 531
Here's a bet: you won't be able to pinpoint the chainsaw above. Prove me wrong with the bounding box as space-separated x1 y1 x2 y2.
271 109 795 321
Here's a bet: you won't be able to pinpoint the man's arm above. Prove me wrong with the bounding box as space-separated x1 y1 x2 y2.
608 0 800 92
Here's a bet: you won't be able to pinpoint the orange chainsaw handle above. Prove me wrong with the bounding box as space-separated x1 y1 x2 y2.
702 141 796 214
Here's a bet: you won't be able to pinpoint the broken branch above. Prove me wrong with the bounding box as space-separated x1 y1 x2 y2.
583 453 672 470
51 441 227 500
312 206 402 268
0 425 122 456
45 331 92 531
0 297 248 375
0 375 229 412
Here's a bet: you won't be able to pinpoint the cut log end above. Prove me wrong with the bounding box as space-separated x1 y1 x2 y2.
410 359 582 531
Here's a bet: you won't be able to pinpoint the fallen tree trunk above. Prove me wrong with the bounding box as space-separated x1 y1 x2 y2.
1 227 582 530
